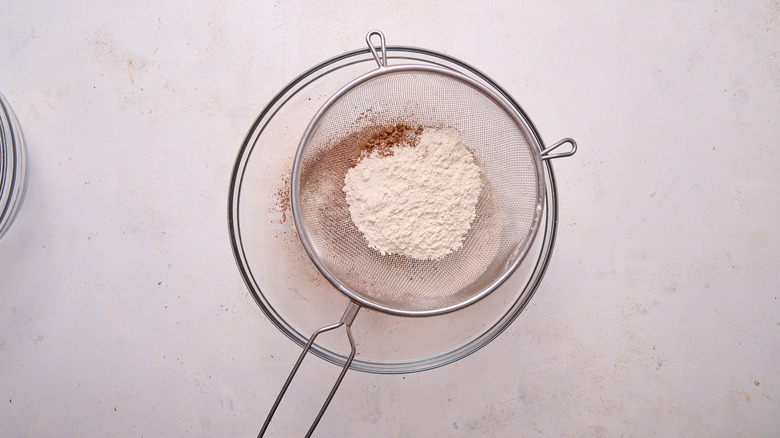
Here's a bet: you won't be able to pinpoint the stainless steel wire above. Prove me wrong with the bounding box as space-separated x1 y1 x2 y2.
291 31 560 317
0 91 27 241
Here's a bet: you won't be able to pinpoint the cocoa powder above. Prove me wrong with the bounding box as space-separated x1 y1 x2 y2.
349 123 423 167
278 123 422 226
273 173 291 224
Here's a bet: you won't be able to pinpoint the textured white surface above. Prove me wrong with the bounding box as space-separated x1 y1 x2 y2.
1 1 778 437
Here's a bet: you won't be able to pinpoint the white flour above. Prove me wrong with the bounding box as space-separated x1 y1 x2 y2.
343 128 482 260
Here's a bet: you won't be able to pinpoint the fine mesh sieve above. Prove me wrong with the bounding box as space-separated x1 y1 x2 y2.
260 30 576 437
292 33 572 316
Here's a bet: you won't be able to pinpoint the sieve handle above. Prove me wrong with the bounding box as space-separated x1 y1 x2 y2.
541 138 577 160
366 30 388 68
258 302 361 438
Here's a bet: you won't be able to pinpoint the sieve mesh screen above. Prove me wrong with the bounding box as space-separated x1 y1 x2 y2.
294 68 542 314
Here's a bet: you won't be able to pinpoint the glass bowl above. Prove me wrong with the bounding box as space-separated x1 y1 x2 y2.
0 91 27 240
228 47 561 374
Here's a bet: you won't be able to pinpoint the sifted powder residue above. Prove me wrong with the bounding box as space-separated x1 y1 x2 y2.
349 123 421 167
343 128 482 260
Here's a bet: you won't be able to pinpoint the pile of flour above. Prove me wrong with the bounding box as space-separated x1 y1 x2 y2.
343 128 482 260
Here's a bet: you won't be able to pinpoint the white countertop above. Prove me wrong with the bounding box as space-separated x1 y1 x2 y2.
1 1 778 436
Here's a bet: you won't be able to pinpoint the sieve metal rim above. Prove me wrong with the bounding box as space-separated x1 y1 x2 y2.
0 91 28 241
290 63 547 317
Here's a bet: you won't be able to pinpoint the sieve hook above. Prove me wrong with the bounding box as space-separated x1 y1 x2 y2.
259 301 361 438
541 138 577 161
366 30 388 68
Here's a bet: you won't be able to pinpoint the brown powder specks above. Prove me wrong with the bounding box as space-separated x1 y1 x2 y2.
355 108 376 124
272 122 419 225
273 173 291 224
350 123 422 167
